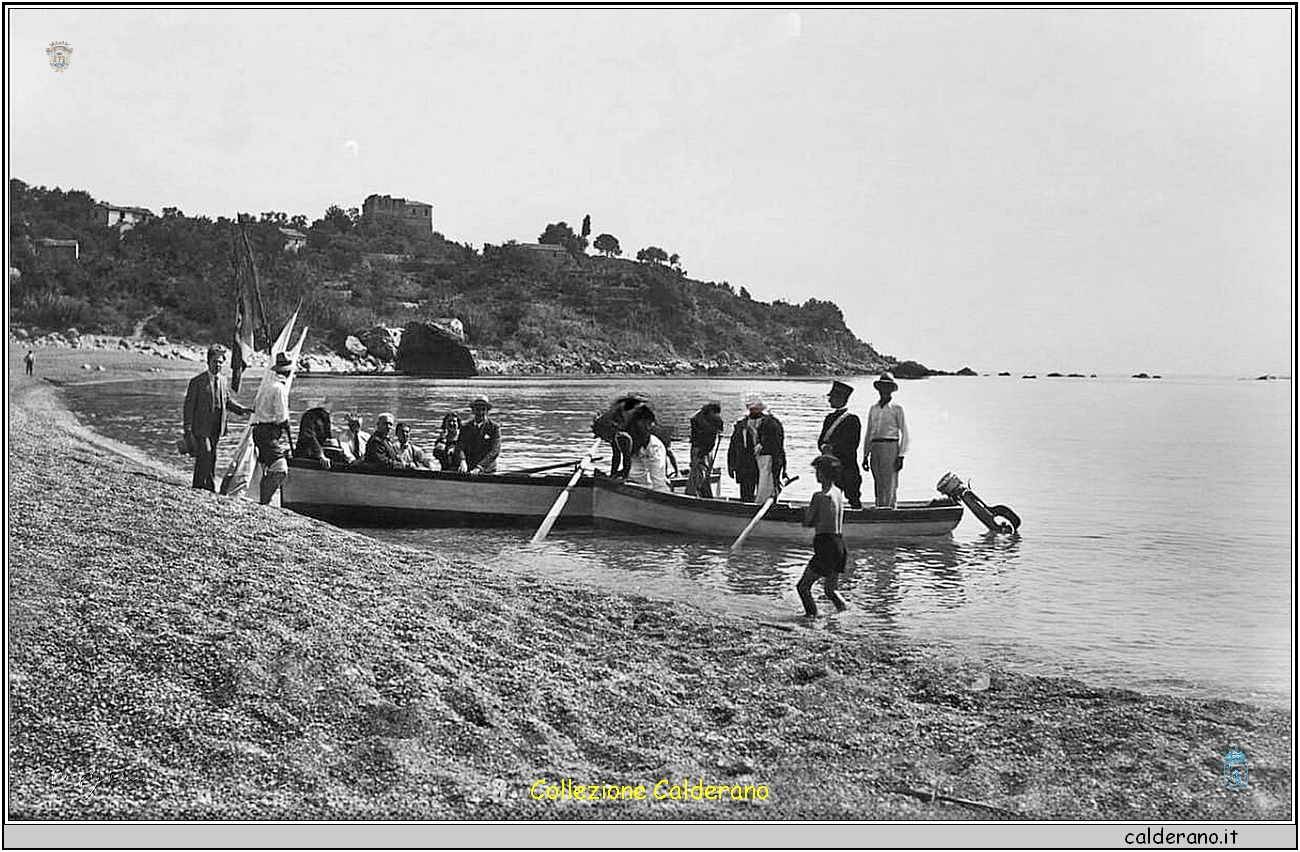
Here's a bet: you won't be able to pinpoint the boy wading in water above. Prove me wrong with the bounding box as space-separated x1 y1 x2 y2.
797 455 848 617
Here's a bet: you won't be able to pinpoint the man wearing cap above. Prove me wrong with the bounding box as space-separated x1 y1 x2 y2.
818 380 864 509
686 400 724 498
727 394 786 503
363 412 403 469
182 344 253 491
251 351 297 504
863 371 909 509
460 395 501 475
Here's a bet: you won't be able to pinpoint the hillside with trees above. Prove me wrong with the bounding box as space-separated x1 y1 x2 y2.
8 179 911 375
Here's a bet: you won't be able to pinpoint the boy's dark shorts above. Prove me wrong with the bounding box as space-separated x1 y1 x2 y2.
808 532 847 577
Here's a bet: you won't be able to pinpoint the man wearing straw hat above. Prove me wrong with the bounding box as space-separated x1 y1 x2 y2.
461 395 501 475
863 371 909 509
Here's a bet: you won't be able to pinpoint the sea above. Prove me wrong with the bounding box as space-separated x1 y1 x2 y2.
63 372 1295 709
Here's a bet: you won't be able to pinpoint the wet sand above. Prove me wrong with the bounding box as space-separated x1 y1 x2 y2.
6 343 1292 820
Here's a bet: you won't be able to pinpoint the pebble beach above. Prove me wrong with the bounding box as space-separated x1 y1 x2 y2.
6 343 1293 821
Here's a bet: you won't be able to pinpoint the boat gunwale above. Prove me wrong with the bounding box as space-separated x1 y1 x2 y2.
591 477 963 524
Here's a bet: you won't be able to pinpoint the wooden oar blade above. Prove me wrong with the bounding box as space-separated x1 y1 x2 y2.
530 436 603 544
730 475 799 551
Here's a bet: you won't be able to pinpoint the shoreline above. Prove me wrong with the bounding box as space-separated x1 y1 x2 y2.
14 332 1287 382
6 343 1293 820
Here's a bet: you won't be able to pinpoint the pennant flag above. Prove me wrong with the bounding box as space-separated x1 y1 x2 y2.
228 220 268 392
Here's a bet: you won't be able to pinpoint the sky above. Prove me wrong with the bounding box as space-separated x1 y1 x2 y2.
7 6 1294 375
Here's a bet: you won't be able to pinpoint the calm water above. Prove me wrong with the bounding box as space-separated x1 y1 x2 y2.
64 373 1294 707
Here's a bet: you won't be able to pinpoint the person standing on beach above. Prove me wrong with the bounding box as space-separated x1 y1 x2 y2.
818 380 864 509
863 371 909 509
182 345 253 491
251 352 296 505
796 455 848 618
460 395 501 475
24 349 34 376
686 401 724 498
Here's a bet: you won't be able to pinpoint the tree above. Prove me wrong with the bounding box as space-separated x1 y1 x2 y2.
668 252 680 268
581 214 591 240
740 286 752 300
593 233 621 257
538 221 588 256
636 246 668 265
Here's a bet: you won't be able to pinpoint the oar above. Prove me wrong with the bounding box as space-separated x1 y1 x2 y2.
730 475 799 551
508 456 604 476
531 437 603 544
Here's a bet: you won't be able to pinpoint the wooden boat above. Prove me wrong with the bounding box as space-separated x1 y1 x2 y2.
280 460 715 527
590 477 964 543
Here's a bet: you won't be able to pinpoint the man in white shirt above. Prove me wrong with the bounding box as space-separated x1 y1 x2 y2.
394 422 434 469
251 352 295 504
625 407 671 492
863 371 909 508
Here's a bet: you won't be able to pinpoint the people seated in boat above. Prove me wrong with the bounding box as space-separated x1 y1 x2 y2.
623 405 671 492
459 395 500 475
362 412 403 469
339 414 370 464
394 421 435 470
431 412 467 472
292 407 348 468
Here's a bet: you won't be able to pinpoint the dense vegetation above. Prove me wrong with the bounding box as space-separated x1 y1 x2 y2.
9 179 896 372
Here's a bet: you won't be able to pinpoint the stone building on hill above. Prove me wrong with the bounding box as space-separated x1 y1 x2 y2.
94 203 153 235
362 194 433 231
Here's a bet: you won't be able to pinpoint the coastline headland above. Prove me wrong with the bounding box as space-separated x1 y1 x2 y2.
6 342 1292 820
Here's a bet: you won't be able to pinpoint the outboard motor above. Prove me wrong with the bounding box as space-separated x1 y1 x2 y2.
937 472 1021 534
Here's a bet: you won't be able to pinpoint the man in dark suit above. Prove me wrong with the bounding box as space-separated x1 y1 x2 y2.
727 394 786 503
183 345 252 491
818 380 863 509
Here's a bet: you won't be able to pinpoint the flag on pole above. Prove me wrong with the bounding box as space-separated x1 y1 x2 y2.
229 220 267 392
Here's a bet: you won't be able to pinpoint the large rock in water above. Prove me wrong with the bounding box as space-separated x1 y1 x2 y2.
359 326 402 361
397 319 477 377
343 335 368 358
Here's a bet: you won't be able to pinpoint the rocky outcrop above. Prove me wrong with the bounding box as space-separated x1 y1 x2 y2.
359 326 402 362
396 320 477 377
891 360 935 379
343 335 368 358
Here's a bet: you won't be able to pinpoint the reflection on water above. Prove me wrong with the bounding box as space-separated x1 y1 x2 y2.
60 373 1293 707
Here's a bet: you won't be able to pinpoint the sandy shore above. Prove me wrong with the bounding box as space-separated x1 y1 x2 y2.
6 342 1292 820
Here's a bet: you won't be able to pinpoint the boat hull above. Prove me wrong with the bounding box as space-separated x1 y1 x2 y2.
281 461 594 526
280 461 719 528
591 478 963 543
